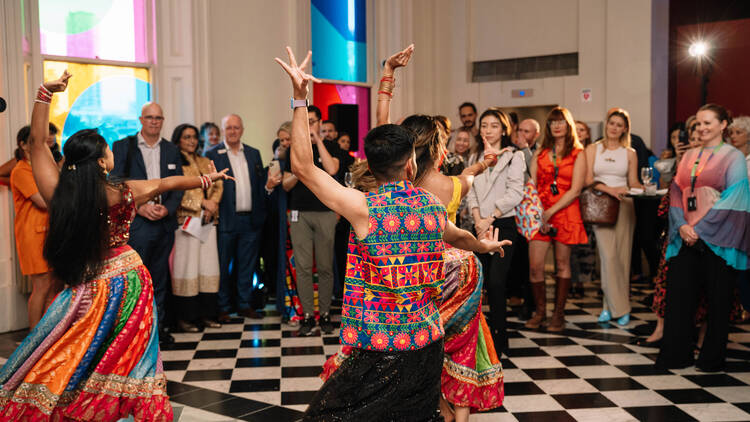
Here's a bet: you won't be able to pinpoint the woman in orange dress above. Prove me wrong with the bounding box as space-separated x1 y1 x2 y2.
525 107 588 332
10 125 63 329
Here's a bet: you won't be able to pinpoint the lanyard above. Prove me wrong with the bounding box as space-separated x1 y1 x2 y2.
690 142 722 193
551 148 560 183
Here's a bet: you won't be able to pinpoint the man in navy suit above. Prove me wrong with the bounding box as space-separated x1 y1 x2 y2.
111 102 183 346
206 114 281 321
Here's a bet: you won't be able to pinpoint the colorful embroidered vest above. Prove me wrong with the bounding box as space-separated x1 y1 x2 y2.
340 180 447 351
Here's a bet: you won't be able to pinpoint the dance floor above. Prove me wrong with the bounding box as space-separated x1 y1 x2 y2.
1 278 750 421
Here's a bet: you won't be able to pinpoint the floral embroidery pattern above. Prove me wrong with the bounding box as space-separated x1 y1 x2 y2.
393 333 411 350
382 214 400 233
340 181 447 352
371 332 390 350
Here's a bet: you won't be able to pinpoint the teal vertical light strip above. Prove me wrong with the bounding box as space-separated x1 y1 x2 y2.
311 0 366 83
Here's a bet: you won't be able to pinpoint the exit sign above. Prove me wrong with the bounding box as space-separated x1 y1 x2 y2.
511 89 534 98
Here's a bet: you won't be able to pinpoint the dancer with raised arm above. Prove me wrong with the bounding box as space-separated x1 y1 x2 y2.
0 72 231 422
275 47 510 421
374 45 507 421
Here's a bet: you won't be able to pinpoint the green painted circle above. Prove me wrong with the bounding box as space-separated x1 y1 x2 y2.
39 0 114 35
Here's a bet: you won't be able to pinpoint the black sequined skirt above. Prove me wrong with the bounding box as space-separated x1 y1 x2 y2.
303 338 444 422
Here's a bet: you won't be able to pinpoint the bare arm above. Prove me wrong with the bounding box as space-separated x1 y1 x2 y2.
584 143 596 187
30 72 71 204
375 45 414 127
626 148 642 189
314 135 339 175
544 150 586 220
282 171 298 192
529 148 540 184
29 192 48 210
126 165 231 208
276 48 369 238
0 158 18 180
457 141 503 198
443 222 511 256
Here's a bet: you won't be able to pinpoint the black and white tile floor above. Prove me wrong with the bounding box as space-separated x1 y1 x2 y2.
1 279 750 421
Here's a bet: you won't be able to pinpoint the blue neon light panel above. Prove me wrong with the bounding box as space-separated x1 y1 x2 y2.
311 0 367 83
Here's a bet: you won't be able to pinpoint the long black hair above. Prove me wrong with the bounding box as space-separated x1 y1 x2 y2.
476 108 514 156
171 123 200 165
44 129 112 286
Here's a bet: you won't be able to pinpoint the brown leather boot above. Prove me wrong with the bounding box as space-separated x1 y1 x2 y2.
548 277 571 332
524 282 547 329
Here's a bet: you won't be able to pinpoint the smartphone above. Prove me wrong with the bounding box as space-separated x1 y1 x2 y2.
678 128 689 146
269 159 281 177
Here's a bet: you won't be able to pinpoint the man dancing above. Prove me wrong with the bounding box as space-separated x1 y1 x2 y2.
275 47 510 421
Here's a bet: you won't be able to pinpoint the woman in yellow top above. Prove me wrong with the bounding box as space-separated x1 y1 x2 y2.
10 125 63 329
375 45 506 422
170 123 224 332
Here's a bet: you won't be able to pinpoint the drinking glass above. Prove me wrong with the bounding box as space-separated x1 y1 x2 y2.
344 172 353 188
640 167 653 186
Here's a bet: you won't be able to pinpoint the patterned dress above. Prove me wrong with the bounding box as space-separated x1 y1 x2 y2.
0 186 172 421
310 180 447 421
440 177 503 411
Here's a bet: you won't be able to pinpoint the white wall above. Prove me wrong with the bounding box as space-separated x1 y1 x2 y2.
375 0 664 147
0 0 33 332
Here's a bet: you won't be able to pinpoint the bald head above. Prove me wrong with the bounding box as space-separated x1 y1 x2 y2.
139 102 164 141
222 114 244 148
517 119 540 148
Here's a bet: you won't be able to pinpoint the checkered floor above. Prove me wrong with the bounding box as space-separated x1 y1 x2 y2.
2 279 750 421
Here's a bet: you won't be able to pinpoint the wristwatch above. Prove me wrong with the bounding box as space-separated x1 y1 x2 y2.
291 98 309 109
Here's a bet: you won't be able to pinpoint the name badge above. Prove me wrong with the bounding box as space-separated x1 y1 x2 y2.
290 210 299 222
168 163 176 170
218 149 227 154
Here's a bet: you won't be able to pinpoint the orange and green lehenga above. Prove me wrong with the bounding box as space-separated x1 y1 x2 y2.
440 176 504 411
0 187 172 421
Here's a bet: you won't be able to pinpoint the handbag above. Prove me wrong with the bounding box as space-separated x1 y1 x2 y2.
579 185 619 225
514 179 544 240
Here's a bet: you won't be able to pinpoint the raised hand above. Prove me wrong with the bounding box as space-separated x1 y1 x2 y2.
384 44 415 74
275 47 321 100
43 70 72 93
207 160 234 182
479 227 512 257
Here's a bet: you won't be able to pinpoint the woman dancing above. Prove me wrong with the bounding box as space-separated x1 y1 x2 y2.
0 72 231 421
373 45 506 421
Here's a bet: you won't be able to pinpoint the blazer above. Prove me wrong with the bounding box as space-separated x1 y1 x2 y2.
467 149 526 219
205 141 267 231
111 133 184 233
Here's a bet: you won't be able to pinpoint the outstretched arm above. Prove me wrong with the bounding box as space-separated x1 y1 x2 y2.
127 161 232 208
30 71 71 204
375 45 414 127
275 47 369 239
444 222 511 256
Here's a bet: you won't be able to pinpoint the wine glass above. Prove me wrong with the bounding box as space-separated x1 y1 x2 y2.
640 167 653 186
344 172 353 188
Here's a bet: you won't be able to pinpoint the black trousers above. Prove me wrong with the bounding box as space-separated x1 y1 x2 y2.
507 232 530 299
129 225 174 333
478 217 517 354
632 198 661 278
656 241 737 371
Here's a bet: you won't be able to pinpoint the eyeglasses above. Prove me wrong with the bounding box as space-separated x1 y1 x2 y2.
143 115 165 122
549 120 567 127
308 118 320 125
